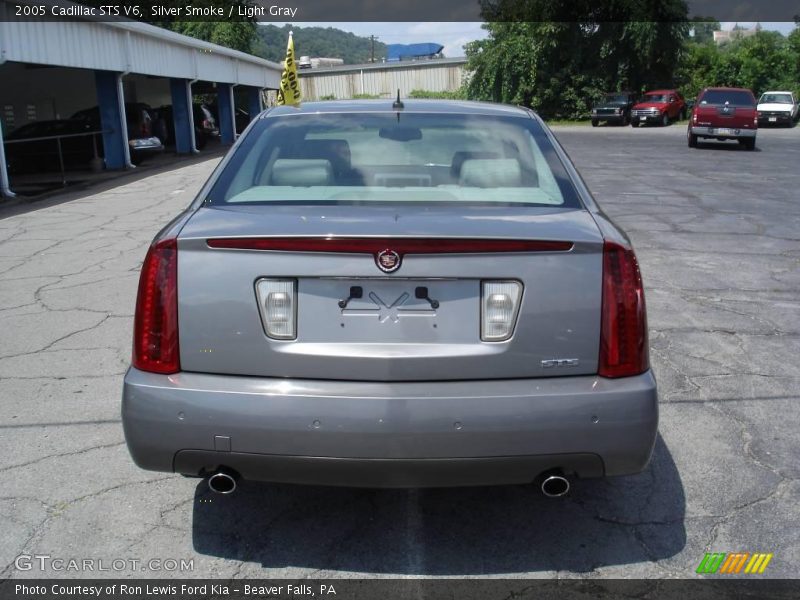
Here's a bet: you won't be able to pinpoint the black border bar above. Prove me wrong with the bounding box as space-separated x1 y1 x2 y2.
2 0 800 23
2 579 799 600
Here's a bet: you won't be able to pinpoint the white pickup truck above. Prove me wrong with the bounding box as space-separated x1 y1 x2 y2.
757 91 799 127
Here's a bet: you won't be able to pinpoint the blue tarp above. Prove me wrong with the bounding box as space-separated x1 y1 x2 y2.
386 43 444 61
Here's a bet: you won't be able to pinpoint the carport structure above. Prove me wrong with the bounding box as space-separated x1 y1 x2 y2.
0 3 281 197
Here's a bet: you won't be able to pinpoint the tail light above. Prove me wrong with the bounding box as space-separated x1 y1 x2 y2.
599 241 648 378
133 237 179 374
203 119 210 129
692 110 698 124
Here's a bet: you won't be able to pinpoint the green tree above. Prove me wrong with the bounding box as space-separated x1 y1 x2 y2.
168 21 257 54
252 24 387 64
713 32 797 95
148 0 258 54
466 0 690 119
674 39 721 99
788 25 800 89
676 28 800 100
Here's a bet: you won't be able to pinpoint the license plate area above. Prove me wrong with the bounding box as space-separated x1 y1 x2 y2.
710 127 733 135
298 278 479 343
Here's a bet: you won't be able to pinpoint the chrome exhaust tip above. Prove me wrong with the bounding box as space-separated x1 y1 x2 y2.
540 473 570 498
207 471 237 495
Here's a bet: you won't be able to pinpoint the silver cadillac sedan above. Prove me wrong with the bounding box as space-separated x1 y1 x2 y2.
122 100 657 496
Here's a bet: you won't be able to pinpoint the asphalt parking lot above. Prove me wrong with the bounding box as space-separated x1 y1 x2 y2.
1 122 798 580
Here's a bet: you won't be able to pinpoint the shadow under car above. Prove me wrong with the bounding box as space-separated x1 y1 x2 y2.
191 435 685 575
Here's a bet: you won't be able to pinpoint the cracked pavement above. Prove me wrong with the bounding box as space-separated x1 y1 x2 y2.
1 124 798 580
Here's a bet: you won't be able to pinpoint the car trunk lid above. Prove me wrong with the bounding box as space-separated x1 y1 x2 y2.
176 205 604 381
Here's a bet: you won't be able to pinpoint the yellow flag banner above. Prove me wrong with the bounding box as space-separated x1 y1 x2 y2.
277 32 301 106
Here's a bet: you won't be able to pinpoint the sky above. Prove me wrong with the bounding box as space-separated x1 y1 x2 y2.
721 22 796 35
273 22 488 57
274 21 797 58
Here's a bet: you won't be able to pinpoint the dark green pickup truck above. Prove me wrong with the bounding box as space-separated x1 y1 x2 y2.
590 92 637 126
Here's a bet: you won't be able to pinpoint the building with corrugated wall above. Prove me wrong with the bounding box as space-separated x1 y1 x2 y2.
0 1 282 197
297 58 468 101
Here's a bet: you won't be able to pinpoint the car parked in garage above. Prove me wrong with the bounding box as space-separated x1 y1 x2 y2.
122 99 658 496
590 91 637 126
71 103 163 164
688 87 758 150
207 102 251 134
756 91 798 127
155 103 218 150
631 90 686 127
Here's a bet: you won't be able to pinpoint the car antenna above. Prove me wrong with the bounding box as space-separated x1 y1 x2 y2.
392 89 404 110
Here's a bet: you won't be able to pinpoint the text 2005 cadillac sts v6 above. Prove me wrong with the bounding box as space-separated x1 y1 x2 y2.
122 100 657 496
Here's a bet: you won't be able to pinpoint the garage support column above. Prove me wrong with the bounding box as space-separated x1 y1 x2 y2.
0 120 14 198
217 83 236 144
170 79 195 154
247 87 263 123
95 70 129 170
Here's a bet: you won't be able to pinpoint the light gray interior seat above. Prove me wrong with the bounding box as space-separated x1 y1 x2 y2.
459 158 522 188
270 159 333 186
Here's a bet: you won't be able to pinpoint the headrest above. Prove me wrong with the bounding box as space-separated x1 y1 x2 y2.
282 139 351 174
306 139 351 165
270 159 333 186
459 158 522 188
451 151 500 177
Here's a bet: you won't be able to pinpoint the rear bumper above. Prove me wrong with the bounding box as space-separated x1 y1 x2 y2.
122 368 658 487
592 114 625 122
691 126 757 138
129 138 164 161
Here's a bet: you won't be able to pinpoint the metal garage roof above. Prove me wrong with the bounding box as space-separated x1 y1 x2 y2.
0 1 281 88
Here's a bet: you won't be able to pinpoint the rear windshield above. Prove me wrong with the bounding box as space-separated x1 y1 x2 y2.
205 112 581 208
699 90 755 106
641 94 668 103
759 93 793 104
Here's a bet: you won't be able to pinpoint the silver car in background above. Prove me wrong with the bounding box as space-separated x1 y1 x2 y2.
122 100 657 496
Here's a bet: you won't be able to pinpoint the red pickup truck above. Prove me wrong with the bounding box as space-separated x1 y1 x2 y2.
630 90 686 127
688 87 758 150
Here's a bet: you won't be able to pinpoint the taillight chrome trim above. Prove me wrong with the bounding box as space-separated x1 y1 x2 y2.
133 237 180 374
254 278 298 340
480 280 523 342
598 240 649 378
206 237 573 255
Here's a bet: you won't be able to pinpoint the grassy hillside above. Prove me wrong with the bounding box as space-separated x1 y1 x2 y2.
254 24 387 64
